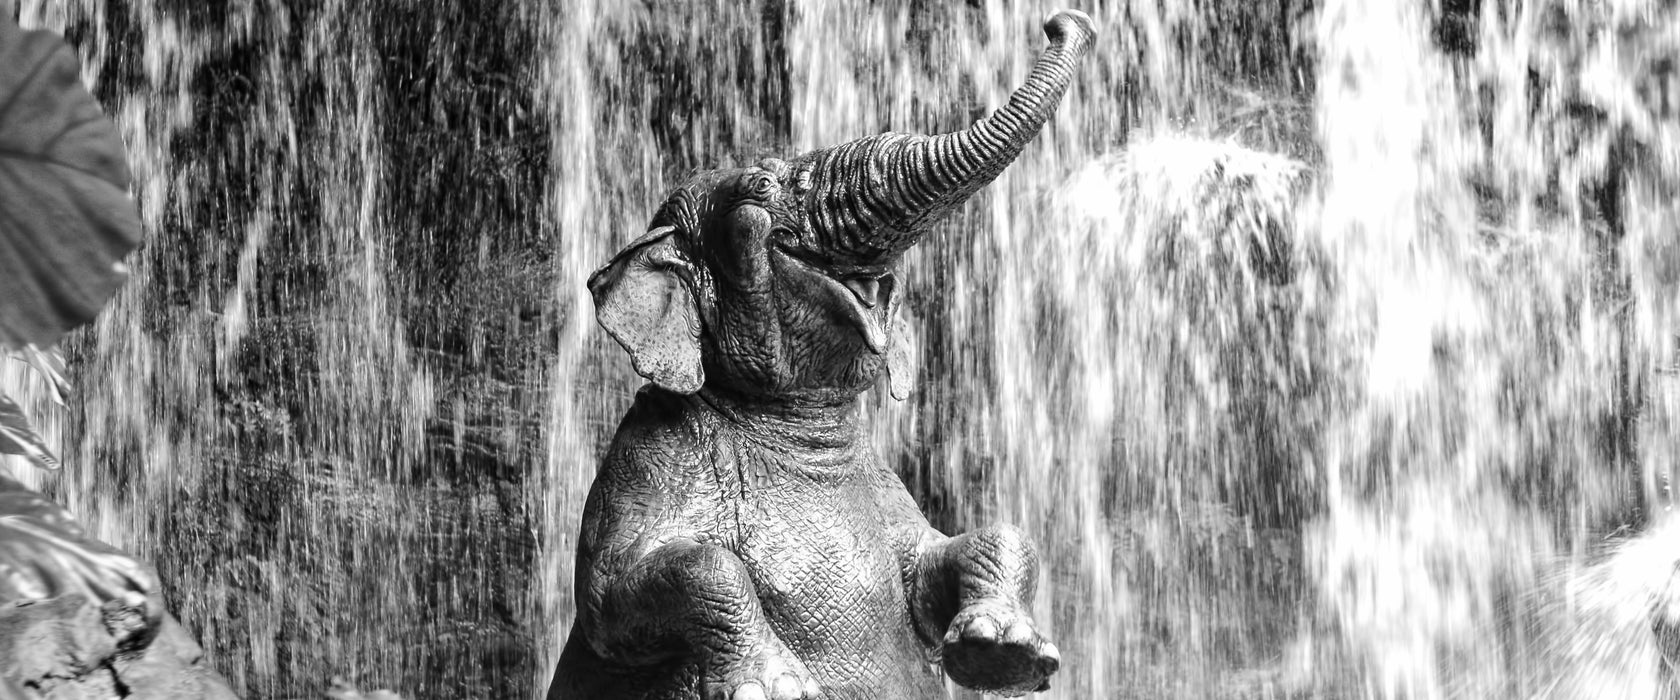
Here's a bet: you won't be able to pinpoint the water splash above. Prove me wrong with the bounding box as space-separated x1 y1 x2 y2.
2 0 1675 699
1303 0 1679 698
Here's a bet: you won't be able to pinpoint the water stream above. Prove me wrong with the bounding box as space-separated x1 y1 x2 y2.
3 0 1677 698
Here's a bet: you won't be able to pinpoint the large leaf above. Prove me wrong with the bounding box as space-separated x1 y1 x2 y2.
0 391 57 470
0 19 141 349
10 345 68 406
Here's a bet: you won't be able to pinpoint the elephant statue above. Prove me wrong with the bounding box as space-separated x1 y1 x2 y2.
551 10 1096 700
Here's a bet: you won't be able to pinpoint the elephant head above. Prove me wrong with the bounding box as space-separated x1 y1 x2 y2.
590 10 1096 406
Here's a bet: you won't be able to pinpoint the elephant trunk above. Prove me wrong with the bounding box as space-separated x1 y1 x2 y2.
793 10 1096 259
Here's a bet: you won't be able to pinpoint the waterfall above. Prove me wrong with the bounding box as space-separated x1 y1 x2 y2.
3 0 1674 698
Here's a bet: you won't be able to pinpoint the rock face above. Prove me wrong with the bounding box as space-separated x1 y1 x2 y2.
0 594 236 699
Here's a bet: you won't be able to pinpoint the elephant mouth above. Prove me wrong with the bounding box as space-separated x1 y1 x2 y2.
772 244 894 355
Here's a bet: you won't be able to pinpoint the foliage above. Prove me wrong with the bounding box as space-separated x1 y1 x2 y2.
32 0 564 695
0 17 138 470
0 18 138 350
0 392 55 469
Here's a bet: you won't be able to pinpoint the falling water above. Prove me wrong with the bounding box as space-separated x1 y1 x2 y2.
2 1 1676 699
10 1 554 697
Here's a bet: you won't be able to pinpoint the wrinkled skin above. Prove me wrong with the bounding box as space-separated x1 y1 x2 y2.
552 11 1096 700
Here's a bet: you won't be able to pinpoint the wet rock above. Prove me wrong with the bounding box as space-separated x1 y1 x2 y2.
324 676 404 700
0 594 237 699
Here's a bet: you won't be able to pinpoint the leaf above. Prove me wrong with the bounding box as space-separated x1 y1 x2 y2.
0 19 141 350
10 344 68 406
0 391 58 470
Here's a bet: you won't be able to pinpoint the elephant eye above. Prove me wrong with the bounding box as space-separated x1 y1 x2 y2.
747 173 775 197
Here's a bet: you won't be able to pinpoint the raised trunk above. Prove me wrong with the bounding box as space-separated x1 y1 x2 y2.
792 10 1097 259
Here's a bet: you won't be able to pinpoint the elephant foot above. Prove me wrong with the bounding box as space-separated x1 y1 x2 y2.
703 631 822 700
940 601 1060 696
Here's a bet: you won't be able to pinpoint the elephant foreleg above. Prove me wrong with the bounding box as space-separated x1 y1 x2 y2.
910 525 1060 696
580 538 821 700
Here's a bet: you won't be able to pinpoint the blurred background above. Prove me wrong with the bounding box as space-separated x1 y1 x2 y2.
1 0 1677 698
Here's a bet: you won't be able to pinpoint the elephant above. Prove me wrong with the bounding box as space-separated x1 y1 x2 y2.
551 10 1096 700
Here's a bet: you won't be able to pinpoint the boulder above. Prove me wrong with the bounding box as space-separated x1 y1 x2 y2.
0 594 237 699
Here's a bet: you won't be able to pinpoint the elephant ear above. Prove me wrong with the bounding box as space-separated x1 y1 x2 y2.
589 226 706 394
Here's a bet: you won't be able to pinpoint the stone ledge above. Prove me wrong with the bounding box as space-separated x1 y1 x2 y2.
0 594 238 700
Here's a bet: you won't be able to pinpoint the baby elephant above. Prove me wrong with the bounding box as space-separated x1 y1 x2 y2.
551 10 1095 700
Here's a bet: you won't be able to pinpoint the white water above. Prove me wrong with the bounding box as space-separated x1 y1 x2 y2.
4 1 1677 698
